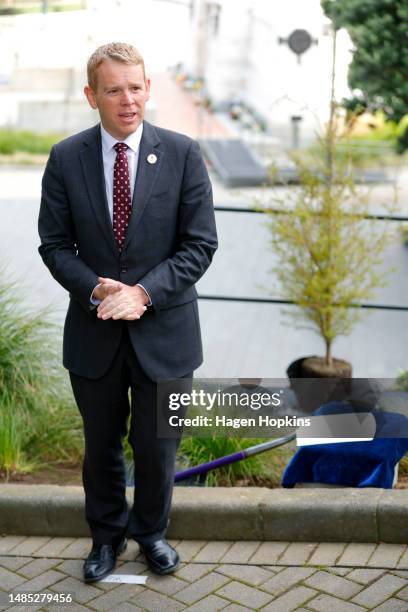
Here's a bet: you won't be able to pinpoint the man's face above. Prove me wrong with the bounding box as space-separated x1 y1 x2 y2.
84 59 150 140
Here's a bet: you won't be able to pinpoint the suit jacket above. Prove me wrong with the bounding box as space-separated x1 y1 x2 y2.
38 121 218 381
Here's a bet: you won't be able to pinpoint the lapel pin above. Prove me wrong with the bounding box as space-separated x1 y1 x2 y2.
147 153 157 164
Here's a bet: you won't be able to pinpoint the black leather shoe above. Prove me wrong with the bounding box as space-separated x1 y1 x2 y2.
83 539 127 583
140 539 180 575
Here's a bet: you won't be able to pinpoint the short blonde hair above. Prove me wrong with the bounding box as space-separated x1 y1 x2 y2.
87 42 146 91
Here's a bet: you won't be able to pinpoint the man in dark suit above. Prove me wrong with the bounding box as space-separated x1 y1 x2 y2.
38 42 217 582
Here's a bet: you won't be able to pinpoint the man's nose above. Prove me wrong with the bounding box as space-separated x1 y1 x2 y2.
120 90 133 105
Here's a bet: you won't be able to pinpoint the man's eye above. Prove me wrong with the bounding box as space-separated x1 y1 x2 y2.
108 89 118 94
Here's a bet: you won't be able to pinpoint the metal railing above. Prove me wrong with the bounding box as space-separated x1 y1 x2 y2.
197 204 408 313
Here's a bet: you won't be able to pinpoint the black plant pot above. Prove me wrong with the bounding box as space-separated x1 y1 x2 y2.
286 357 307 379
286 356 352 414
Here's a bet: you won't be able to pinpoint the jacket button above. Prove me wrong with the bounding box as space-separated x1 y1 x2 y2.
121 267 127 273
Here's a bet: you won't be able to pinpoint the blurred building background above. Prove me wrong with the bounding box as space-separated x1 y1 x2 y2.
0 0 352 145
186 0 352 146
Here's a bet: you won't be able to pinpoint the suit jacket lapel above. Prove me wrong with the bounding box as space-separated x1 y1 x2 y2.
124 121 163 251
79 125 119 257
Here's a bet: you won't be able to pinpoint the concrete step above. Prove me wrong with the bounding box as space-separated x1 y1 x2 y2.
0 485 407 544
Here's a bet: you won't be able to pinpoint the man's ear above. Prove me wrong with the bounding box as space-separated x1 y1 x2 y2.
84 85 98 110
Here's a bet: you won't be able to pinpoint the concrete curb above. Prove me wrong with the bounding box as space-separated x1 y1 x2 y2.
0 485 407 543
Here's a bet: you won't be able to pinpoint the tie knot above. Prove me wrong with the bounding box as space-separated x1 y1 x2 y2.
114 142 128 154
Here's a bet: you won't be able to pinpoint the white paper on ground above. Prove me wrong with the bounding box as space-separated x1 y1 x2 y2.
101 574 148 584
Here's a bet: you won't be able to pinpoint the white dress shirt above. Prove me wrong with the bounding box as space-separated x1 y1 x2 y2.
90 122 151 306
100 122 143 221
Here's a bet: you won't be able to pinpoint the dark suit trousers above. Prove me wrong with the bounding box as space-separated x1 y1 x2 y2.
69 323 190 546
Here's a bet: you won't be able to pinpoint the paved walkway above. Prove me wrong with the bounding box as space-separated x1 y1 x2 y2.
152 72 232 140
0 537 408 611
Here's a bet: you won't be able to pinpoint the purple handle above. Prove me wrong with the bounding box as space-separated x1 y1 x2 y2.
175 450 246 482
174 433 296 483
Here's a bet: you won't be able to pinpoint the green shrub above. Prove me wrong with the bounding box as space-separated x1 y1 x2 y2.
296 114 408 168
395 371 408 393
390 373 408 479
399 455 408 478
0 392 28 478
0 2 83 16
302 137 396 169
0 130 64 155
0 272 82 478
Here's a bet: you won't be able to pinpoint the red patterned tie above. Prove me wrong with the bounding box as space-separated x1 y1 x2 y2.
113 142 132 251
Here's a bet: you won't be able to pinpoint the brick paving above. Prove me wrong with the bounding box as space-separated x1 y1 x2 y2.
0 537 407 611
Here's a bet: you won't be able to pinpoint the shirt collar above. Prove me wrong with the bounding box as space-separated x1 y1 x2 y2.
100 121 144 154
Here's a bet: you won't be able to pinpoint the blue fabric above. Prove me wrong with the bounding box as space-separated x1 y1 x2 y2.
282 402 408 489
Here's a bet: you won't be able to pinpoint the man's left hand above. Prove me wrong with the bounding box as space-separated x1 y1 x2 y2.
97 277 149 320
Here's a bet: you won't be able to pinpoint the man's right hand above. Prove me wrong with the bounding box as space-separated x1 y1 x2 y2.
92 280 122 302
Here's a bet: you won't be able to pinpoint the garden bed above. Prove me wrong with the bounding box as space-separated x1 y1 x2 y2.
3 462 408 489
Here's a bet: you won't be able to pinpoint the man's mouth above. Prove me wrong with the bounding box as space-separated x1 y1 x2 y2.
119 112 137 120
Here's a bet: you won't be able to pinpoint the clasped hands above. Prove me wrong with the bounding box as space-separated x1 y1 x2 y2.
94 276 149 321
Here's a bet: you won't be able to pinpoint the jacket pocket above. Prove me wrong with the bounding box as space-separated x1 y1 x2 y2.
157 287 198 311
